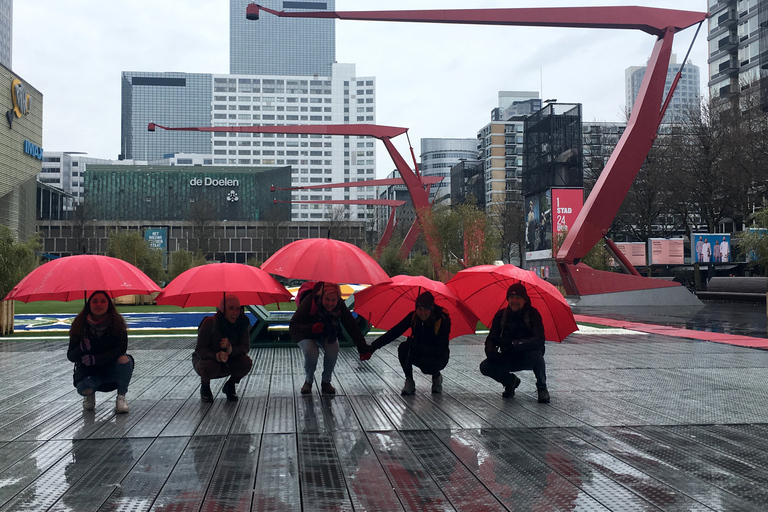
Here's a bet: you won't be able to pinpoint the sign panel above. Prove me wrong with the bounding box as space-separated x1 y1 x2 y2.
525 190 552 261
614 242 647 267
145 228 168 268
691 233 730 263
648 238 685 265
551 188 583 256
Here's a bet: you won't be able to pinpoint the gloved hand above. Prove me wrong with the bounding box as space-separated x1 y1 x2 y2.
80 338 91 351
312 322 325 334
81 354 96 366
359 352 372 361
485 344 499 358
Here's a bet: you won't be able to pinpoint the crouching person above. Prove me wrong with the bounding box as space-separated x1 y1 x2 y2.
193 294 253 402
369 292 451 395
479 283 550 403
68 291 134 413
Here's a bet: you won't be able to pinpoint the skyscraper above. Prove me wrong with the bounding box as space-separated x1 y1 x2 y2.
707 0 768 111
625 54 701 124
230 0 335 76
0 0 11 69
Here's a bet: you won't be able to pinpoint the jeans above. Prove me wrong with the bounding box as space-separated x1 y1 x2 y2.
479 350 547 389
76 355 134 396
298 338 339 384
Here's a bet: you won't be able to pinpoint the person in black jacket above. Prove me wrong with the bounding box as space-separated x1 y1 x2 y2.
290 282 372 395
67 290 134 413
369 291 451 395
193 294 253 402
479 283 550 403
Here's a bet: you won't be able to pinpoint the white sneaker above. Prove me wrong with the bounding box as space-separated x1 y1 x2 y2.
82 393 95 411
115 394 129 414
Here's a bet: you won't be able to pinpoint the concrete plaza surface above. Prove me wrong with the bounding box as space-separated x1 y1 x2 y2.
1 309 768 511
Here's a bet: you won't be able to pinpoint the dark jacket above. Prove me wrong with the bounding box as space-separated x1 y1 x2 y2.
371 309 451 356
193 311 251 365
67 319 128 384
485 304 545 356
289 282 368 354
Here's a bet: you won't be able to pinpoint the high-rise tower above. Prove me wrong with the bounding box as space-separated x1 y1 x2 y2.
230 0 335 76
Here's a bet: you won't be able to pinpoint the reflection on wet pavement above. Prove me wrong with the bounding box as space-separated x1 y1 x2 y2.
0 328 767 511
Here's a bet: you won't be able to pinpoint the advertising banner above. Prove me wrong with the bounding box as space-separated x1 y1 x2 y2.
145 228 168 268
614 242 647 267
691 233 730 263
551 188 583 256
525 190 551 261
648 238 685 265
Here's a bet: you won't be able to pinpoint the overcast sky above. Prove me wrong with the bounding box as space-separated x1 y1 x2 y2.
13 0 709 175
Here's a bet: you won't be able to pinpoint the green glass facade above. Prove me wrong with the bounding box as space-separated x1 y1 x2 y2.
84 165 291 222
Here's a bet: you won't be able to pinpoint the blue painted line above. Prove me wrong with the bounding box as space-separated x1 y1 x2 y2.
13 312 260 332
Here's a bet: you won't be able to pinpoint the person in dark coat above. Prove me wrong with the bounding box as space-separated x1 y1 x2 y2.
193 294 253 402
369 291 451 395
67 290 134 413
479 283 550 403
290 281 372 395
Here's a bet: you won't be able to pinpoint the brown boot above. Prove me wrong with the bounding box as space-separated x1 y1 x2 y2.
301 381 312 394
321 381 336 395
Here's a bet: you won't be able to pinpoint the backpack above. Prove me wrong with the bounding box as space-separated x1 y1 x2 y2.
296 281 318 306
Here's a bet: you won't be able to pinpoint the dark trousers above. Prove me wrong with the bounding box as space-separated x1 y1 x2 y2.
194 355 253 385
479 350 547 389
398 341 449 379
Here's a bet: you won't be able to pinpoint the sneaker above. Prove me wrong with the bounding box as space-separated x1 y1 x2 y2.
502 374 521 398
200 383 214 402
401 378 416 395
82 393 95 411
115 394 129 414
321 382 336 395
301 381 313 395
431 373 443 394
537 387 550 404
222 380 239 402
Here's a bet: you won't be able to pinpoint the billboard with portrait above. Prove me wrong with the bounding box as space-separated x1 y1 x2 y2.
691 233 730 263
525 190 552 261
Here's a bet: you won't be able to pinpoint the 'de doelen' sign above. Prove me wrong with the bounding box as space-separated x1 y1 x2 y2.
189 177 240 187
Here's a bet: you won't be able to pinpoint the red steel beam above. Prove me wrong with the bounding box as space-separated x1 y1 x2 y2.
248 4 707 296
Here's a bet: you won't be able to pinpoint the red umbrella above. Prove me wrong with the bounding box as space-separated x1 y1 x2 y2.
352 275 479 338
446 264 577 342
155 263 292 307
4 254 160 302
261 238 391 285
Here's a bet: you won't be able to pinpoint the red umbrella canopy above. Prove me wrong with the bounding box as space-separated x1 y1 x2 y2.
353 275 480 338
4 254 160 303
446 264 577 342
155 263 293 308
261 238 391 285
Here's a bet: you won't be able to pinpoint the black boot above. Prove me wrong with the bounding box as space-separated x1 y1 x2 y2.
200 383 213 402
222 379 239 402
537 387 550 404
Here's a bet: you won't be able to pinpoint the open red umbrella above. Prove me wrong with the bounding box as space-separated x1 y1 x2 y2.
353 275 479 338
4 254 160 302
261 238 391 285
155 263 292 307
446 264 577 342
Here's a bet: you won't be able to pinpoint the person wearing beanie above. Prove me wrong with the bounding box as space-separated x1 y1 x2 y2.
368 291 451 395
290 281 373 395
479 282 550 403
67 290 134 413
193 294 253 402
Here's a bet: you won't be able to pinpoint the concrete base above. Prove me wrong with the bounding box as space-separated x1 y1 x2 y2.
568 286 703 307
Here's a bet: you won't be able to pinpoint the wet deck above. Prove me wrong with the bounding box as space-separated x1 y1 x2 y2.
1 327 768 511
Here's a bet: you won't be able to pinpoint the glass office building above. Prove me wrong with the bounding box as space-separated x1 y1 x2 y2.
120 72 213 161
625 54 701 124
230 0 335 76
0 0 10 69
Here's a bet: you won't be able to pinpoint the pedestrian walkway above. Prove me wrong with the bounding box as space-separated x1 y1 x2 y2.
1 324 767 511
